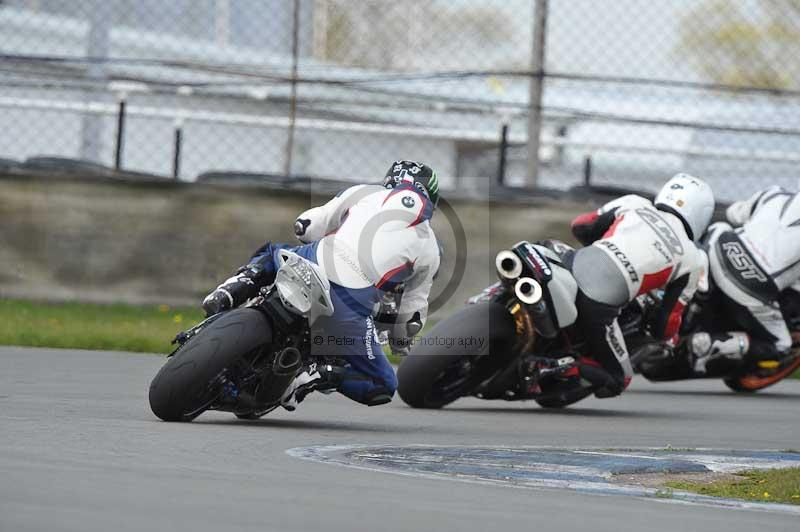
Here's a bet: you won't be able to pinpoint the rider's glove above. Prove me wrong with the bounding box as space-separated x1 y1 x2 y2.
389 335 412 357
387 312 423 357
294 218 312 240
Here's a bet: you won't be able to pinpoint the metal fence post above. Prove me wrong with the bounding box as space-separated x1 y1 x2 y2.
583 154 593 187
497 123 509 186
173 118 184 180
113 97 126 171
80 0 110 163
526 0 549 190
283 0 301 179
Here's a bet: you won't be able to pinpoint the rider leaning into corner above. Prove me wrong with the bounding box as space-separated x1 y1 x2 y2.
201 160 441 411
687 185 800 376
566 173 714 399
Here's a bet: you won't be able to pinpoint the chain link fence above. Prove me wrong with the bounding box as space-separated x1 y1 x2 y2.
1 0 799 200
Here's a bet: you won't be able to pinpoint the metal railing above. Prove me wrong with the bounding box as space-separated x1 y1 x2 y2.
2 0 800 200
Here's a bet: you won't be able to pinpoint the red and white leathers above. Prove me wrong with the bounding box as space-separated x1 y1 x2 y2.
572 194 708 343
295 183 440 331
567 194 708 397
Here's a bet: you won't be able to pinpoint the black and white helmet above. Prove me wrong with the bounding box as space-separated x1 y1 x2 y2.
383 160 440 208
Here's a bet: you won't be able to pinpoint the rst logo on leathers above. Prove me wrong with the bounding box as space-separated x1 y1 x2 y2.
636 208 684 255
722 241 768 283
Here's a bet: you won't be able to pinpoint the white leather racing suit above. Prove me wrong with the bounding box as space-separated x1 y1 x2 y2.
569 194 708 395
295 183 440 331
572 194 707 336
573 195 707 305
705 186 800 355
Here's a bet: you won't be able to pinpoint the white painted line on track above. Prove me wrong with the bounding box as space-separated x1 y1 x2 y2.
287 445 800 516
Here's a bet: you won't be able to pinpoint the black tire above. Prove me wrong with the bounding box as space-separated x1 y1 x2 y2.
535 398 570 409
149 308 272 422
723 377 759 393
235 412 260 420
397 302 516 409
535 382 593 408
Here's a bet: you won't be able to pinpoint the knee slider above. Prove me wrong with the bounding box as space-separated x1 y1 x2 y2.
363 386 394 406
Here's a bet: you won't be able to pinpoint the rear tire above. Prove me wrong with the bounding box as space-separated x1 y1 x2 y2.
723 377 759 393
723 355 800 393
535 397 569 408
535 389 593 409
149 309 272 422
724 344 800 393
397 302 516 409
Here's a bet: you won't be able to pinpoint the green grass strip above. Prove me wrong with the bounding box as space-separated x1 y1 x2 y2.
0 298 406 361
0 298 204 354
0 298 794 377
667 467 800 505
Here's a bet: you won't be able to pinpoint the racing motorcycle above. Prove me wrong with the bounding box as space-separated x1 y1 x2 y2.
398 240 609 409
149 250 339 422
623 285 800 393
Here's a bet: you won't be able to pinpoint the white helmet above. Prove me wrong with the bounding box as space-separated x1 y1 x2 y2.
654 173 715 241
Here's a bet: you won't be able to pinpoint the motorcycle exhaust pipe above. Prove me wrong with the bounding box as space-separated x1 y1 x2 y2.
514 277 543 305
273 346 302 376
495 250 523 281
514 277 558 338
255 347 303 404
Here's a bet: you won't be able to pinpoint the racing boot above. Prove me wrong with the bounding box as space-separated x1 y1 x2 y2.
280 364 344 411
518 355 578 397
689 332 749 376
202 263 271 317
574 361 625 398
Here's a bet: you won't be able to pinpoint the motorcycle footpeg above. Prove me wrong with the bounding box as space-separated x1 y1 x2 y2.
519 356 577 398
520 355 576 379
540 356 577 378
171 331 189 346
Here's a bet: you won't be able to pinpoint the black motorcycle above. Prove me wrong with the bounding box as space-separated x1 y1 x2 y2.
398 240 617 409
149 250 339 422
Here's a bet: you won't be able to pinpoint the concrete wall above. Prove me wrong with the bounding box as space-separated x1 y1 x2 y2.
0 174 589 317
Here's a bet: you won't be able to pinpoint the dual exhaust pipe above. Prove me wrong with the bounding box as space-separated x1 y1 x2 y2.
495 250 543 305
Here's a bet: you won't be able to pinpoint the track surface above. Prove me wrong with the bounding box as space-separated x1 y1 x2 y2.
1 346 799 532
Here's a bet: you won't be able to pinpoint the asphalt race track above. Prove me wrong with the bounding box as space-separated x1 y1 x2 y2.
2 346 799 532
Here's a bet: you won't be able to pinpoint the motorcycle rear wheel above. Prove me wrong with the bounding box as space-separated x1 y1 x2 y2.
724 356 800 393
397 302 516 409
